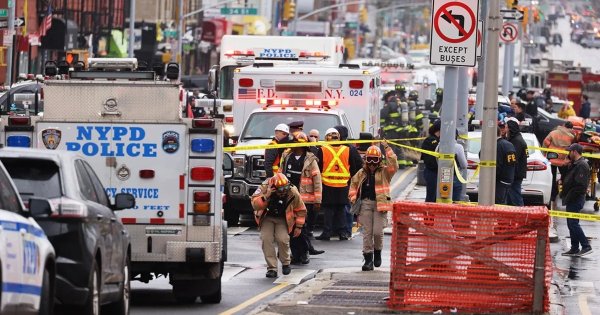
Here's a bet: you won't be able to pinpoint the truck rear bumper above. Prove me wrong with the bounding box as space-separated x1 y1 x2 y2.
132 241 222 263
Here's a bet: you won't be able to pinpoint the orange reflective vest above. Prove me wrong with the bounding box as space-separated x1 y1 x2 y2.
321 145 351 187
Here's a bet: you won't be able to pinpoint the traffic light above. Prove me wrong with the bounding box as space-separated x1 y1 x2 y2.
505 0 518 8
360 7 368 24
521 7 529 28
282 0 296 21
532 8 540 23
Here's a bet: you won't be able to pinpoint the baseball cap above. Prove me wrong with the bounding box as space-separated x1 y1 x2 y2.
567 143 583 154
275 123 290 134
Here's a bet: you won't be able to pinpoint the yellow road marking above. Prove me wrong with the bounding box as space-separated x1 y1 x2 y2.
391 167 416 192
219 283 289 315
579 294 593 315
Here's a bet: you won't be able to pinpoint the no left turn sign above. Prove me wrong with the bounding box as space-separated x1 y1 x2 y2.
430 0 480 67
500 22 518 43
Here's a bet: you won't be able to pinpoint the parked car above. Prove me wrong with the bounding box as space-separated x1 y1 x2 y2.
535 107 566 144
0 148 135 315
0 159 55 314
580 35 600 48
466 131 552 205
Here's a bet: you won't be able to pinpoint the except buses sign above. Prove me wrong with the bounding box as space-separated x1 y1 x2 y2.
430 0 480 67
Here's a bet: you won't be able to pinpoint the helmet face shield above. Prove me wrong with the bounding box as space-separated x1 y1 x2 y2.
365 156 381 164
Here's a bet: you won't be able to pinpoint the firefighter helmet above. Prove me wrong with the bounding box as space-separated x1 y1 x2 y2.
270 173 290 191
409 90 419 100
294 132 308 143
395 84 406 93
435 88 443 96
364 145 382 164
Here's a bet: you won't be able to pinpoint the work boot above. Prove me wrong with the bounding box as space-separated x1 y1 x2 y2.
301 252 310 264
374 250 382 267
282 265 291 275
315 234 331 241
309 248 325 255
362 253 374 271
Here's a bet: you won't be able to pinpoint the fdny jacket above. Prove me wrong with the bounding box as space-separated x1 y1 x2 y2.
251 183 307 234
543 126 575 167
348 146 398 212
280 150 322 204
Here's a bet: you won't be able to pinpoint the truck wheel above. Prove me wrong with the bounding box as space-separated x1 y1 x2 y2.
172 281 198 304
200 279 222 304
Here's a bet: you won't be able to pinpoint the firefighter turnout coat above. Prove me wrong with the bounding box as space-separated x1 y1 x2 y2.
280 150 323 205
251 183 307 234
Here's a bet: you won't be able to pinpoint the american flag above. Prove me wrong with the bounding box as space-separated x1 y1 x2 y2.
39 5 52 37
238 88 257 100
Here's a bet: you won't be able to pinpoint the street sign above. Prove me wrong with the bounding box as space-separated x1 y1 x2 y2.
0 9 7 18
500 22 518 43
500 9 524 21
476 20 483 58
430 0 479 67
220 7 258 15
0 17 24 29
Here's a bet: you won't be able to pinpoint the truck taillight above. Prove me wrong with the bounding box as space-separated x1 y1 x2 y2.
527 161 547 171
239 78 253 87
191 167 214 181
467 160 478 170
193 191 211 214
191 139 215 153
192 119 214 128
349 80 364 89
8 116 31 126
6 135 31 147
139 169 155 178
224 116 234 124
51 197 88 218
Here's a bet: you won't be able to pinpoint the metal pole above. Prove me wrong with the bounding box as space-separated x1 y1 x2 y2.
271 0 279 35
128 0 135 58
456 66 469 201
502 43 511 96
436 66 458 203
474 0 488 120
508 42 515 92
175 0 184 64
478 0 501 206
292 0 299 35
518 25 523 86
5 0 15 84
355 1 361 56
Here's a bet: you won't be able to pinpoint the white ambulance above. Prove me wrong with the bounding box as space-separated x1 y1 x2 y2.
225 63 381 223
217 35 345 135
0 58 227 304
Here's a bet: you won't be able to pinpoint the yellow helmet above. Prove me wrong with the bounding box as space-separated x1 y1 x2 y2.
270 173 290 191
294 132 308 143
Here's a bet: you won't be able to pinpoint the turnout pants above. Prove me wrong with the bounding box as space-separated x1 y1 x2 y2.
260 216 291 270
358 200 387 253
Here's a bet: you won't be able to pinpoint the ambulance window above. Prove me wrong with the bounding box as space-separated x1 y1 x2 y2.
75 160 99 204
219 65 238 100
82 161 109 207
0 164 21 213
0 158 62 200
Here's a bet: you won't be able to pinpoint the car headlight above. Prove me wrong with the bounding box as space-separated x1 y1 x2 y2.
233 155 246 178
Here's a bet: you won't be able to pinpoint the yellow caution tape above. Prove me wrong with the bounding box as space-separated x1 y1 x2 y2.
387 140 441 158
224 137 425 152
439 154 455 161
479 160 497 167
529 146 600 160
549 210 600 222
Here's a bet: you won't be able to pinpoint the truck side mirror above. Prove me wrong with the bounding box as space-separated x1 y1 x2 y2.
208 66 218 94
113 193 136 211
223 153 233 179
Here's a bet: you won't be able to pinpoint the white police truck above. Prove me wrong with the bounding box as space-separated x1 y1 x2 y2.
0 157 55 314
0 58 227 304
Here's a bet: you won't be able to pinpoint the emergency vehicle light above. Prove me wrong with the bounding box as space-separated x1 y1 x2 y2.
139 169 155 178
193 191 211 214
192 119 215 129
239 78 253 87
349 80 364 89
225 50 255 57
327 80 342 89
225 116 234 124
6 135 31 147
191 139 215 153
299 51 328 58
8 116 31 126
467 160 478 170
194 191 211 202
191 167 215 181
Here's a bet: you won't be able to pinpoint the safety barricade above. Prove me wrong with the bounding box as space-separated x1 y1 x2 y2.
388 201 551 314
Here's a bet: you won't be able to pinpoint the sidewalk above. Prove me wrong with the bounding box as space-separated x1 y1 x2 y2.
250 179 565 315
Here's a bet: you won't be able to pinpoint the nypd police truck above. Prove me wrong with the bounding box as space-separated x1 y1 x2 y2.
225 62 381 223
0 58 227 304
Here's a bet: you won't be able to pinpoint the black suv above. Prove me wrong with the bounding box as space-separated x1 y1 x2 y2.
0 148 135 315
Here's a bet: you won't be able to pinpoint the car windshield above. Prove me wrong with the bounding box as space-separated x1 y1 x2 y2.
0 157 62 199
240 112 342 140
467 135 539 155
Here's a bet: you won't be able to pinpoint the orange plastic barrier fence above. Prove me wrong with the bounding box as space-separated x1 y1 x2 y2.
388 201 551 314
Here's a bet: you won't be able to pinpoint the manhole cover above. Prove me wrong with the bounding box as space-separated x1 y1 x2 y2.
332 280 388 288
310 291 388 307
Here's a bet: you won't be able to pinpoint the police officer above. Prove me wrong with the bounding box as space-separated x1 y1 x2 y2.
504 117 528 206
265 124 290 177
496 125 517 204
421 120 441 202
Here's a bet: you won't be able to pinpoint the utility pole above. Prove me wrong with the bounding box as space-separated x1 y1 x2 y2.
456 66 469 200
474 0 488 120
502 42 512 96
5 0 15 84
128 0 136 58
478 0 501 206
175 0 184 65
436 66 458 203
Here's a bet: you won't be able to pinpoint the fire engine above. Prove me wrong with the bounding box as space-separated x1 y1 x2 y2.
217 35 345 135
0 58 228 304
224 62 381 224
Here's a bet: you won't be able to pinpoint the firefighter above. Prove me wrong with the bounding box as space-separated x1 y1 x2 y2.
251 173 307 278
280 132 324 264
335 125 364 239
408 90 423 166
265 123 290 177
349 143 398 271
433 88 443 114
395 84 408 102
315 128 362 241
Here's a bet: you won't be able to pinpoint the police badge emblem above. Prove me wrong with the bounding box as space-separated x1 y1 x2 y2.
162 131 180 154
41 129 62 150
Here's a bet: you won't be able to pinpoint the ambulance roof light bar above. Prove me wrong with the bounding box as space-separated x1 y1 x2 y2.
88 58 138 71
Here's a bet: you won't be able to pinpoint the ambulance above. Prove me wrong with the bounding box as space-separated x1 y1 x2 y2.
0 58 227 304
224 62 381 223
217 35 345 136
